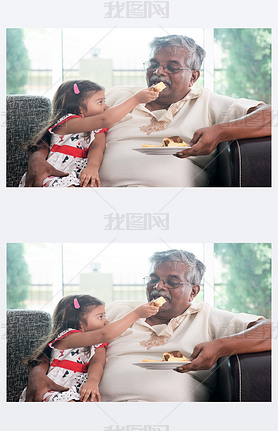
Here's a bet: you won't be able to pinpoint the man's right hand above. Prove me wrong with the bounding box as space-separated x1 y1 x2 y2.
25 149 68 187
26 371 68 402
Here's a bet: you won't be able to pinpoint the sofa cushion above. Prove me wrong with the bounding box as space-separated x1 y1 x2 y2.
212 136 271 187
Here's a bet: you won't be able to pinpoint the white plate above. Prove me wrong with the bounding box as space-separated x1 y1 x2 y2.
133 147 191 155
133 361 191 370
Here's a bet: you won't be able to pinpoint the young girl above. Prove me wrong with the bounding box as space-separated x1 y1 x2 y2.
19 80 159 187
19 294 158 402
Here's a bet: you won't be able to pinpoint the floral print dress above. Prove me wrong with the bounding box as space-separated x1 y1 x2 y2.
19 328 107 402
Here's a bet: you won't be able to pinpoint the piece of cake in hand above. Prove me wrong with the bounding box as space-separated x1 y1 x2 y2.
162 136 190 147
151 82 167 93
152 296 167 307
162 351 188 362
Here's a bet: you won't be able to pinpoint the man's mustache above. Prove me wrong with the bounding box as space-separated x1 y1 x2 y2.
149 75 171 86
149 289 171 301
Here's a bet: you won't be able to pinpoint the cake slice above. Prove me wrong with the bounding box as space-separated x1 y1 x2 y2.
152 296 167 307
162 136 190 147
151 82 167 92
162 351 188 362
142 350 188 363
140 135 190 149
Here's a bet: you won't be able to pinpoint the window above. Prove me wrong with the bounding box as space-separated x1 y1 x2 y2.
7 28 203 99
7 243 271 319
213 243 271 318
7 28 271 104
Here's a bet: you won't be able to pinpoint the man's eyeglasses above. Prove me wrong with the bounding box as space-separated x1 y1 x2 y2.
143 61 190 74
143 276 190 289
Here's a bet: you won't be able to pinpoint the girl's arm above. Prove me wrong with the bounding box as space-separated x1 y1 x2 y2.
79 131 106 187
79 346 106 402
54 303 158 350
53 88 159 135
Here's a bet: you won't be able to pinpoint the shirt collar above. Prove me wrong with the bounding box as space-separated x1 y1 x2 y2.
138 301 204 337
138 87 204 122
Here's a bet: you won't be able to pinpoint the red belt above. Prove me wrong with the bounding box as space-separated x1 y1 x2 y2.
51 144 89 158
50 359 89 373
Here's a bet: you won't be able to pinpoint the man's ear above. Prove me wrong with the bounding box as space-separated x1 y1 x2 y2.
189 284 200 301
189 70 200 87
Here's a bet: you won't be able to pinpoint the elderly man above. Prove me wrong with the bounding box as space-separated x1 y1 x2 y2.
25 34 271 187
26 249 271 402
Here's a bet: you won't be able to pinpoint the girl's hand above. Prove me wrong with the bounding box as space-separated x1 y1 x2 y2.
79 381 101 402
134 303 159 318
134 88 159 104
79 167 101 187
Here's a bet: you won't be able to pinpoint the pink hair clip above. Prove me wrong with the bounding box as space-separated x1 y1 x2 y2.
73 83 80 94
74 298 80 309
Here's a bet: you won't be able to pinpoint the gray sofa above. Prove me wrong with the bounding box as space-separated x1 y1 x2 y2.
6 95 52 187
7 309 51 402
6 95 271 187
6 309 271 402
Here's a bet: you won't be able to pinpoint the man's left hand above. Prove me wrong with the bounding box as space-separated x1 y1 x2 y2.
174 340 221 373
175 126 220 158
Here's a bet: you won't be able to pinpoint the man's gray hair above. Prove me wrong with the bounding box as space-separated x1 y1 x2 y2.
150 249 206 285
150 35 206 70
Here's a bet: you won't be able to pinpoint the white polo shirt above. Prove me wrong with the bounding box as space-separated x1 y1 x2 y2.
99 301 262 401
99 87 261 187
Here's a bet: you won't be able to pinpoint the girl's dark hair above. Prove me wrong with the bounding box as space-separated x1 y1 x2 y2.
25 80 103 152
24 294 104 367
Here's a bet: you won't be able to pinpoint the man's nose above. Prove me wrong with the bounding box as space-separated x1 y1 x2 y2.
155 280 167 290
154 65 168 76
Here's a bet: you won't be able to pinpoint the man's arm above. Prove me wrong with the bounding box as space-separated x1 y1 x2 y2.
25 145 68 187
176 104 271 158
175 318 271 373
25 359 68 401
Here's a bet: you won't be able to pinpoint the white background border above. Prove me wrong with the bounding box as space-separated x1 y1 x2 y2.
1 0 277 429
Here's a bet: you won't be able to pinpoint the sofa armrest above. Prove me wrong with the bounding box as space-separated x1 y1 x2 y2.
6 309 52 402
212 136 271 187
6 95 51 187
212 351 271 401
